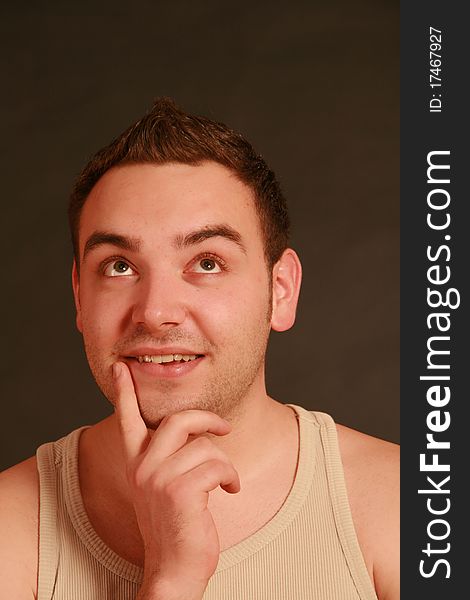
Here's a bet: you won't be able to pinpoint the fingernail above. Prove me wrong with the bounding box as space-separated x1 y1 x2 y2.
113 362 122 379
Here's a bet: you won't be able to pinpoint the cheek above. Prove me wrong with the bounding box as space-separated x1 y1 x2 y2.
197 281 270 337
79 292 126 341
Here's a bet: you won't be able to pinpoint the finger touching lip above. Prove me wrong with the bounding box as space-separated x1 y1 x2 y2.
124 354 205 378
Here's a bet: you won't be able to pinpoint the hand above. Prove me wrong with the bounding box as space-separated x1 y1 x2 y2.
112 361 241 599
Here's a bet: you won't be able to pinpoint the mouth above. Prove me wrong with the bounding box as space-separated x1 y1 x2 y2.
129 353 204 365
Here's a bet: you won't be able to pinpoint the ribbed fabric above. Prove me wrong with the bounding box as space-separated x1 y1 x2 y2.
36 405 378 600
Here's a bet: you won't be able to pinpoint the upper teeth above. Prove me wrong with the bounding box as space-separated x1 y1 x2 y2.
137 354 198 364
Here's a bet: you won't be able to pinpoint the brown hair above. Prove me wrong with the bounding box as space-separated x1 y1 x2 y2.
68 98 290 270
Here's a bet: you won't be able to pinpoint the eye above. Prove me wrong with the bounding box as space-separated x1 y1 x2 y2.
103 259 136 277
190 255 224 274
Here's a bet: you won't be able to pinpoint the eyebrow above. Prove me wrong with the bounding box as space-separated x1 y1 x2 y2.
83 232 141 260
82 224 246 260
174 224 247 254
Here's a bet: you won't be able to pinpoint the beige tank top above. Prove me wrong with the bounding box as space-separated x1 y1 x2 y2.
36 405 378 600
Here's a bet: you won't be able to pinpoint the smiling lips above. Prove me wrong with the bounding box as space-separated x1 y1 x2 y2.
125 352 204 379
134 353 202 364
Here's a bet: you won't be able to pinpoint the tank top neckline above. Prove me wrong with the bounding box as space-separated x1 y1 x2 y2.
63 403 318 583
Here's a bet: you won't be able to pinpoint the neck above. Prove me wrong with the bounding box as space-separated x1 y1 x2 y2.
81 371 297 500
104 400 290 481
78 386 299 563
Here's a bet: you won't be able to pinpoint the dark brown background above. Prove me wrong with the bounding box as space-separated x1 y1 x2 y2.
0 0 399 471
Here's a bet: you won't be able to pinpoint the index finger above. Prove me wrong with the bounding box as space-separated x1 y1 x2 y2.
113 361 150 460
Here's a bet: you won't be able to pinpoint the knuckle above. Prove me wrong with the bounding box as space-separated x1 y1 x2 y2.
204 458 225 474
129 460 164 490
164 478 187 503
128 462 145 488
199 459 229 488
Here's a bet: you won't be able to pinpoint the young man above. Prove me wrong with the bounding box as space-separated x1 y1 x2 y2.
0 99 399 600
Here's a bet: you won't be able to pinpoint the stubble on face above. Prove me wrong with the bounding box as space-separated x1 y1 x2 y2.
82 297 273 430
76 163 277 429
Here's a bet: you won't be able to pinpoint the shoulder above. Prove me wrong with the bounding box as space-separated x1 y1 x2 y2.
336 423 399 600
0 456 39 599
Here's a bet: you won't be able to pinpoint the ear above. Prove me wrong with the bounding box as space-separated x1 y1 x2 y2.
270 248 302 332
72 260 83 333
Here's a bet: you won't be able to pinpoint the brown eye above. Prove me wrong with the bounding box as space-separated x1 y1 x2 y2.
191 256 223 273
103 260 135 277
200 258 217 271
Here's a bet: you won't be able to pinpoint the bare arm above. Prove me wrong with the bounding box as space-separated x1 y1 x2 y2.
338 426 400 600
370 443 400 600
0 457 39 600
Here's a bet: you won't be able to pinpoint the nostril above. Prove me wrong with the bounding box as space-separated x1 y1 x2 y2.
131 305 187 330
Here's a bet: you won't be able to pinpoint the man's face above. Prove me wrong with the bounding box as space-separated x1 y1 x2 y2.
73 161 273 428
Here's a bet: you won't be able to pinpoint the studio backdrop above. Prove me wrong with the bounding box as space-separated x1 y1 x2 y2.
0 0 399 470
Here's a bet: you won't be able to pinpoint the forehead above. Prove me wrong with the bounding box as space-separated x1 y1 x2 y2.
79 161 262 255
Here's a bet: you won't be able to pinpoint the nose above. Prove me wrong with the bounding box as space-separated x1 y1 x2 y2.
131 272 187 333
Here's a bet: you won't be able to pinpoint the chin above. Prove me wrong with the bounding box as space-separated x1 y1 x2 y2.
137 395 223 430
135 384 247 431
96 348 265 431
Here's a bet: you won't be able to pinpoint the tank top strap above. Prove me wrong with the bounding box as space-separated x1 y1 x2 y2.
36 409 378 600
36 433 68 599
308 410 378 600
